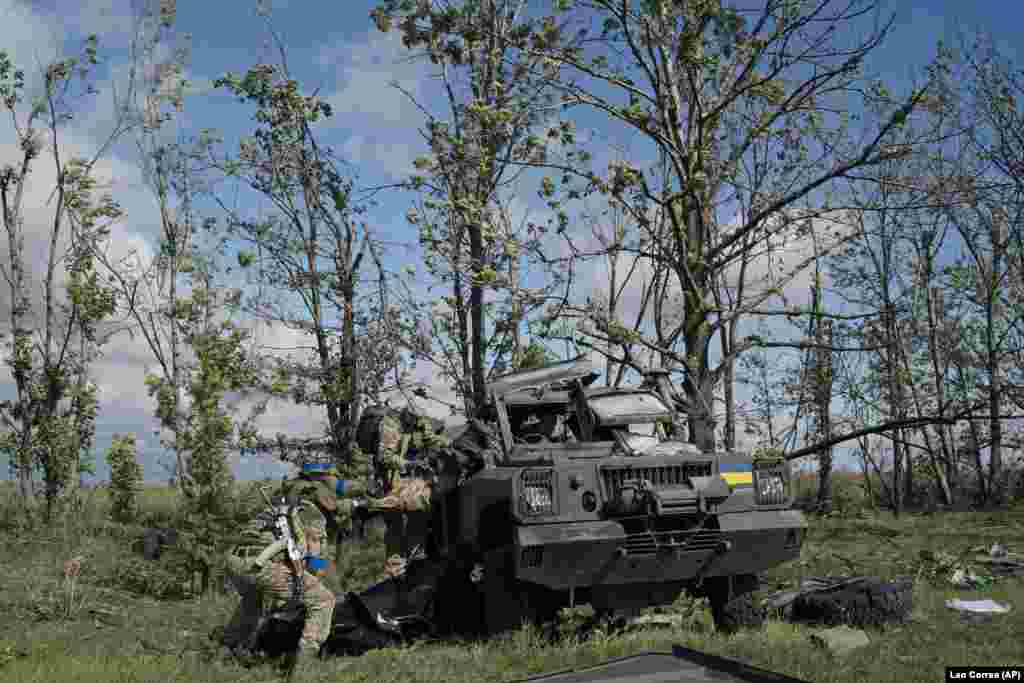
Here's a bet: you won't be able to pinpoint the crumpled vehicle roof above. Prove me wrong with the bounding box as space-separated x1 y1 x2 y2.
487 355 599 399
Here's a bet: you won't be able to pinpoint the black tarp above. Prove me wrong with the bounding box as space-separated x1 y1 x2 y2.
511 646 811 683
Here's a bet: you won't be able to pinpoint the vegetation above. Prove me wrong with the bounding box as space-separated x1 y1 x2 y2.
2 0 1021 511
1 0 1024 680
105 434 142 523
0 482 1021 683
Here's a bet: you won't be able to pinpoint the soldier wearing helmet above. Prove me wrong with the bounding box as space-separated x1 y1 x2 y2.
221 490 336 673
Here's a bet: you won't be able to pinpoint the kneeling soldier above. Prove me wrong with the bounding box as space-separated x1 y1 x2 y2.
222 495 335 674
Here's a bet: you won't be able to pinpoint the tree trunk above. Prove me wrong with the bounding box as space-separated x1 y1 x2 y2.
966 420 988 502
720 317 736 451
986 220 1005 505
925 286 954 505
469 221 487 419
338 248 360 466
815 320 834 512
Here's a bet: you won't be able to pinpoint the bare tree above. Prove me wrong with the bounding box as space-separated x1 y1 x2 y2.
518 0 931 451
209 16 402 469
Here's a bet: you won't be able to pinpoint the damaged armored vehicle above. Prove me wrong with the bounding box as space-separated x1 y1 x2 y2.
251 356 807 656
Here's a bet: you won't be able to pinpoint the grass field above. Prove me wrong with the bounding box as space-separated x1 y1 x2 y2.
0 482 1022 682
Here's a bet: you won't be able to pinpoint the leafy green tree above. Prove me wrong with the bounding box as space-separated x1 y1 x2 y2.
210 18 401 468
374 0 581 416
143 264 261 594
106 433 142 523
0 32 145 517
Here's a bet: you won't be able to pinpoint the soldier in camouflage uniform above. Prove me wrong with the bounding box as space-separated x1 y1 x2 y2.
222 495 336 669
277 462 373 564
357 406 450 575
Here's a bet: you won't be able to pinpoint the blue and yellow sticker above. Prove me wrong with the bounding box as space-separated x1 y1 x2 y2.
718 461 753 488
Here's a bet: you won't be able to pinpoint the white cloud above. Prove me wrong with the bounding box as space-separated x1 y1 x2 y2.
320 30 433 178
580 209 859 342
0 135 155 320
718 210 857 312
321 30 428 125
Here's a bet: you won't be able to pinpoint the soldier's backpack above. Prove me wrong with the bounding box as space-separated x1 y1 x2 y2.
357 406 424 456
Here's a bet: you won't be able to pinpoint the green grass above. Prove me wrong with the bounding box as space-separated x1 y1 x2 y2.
1 483 1023 682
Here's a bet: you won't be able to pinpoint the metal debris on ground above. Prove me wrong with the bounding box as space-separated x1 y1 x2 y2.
945 599 1012 615
972 543 1024 578
808 626 871 657
949 568 992 590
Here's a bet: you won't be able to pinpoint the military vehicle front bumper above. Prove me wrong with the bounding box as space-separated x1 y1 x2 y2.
513 510 806 590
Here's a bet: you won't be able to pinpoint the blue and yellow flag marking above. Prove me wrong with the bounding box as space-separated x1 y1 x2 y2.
718 462 753 488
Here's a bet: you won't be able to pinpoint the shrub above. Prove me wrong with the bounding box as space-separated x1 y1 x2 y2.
106 434 142 523
106 555 192 600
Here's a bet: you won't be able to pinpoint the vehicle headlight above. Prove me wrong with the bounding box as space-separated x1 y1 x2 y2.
755 470 788 505
519 469 556 516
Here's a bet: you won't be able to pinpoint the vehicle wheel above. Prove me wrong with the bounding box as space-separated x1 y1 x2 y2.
707 574 765 634
482 548 527 635
791 577 913 628
481 547 556 636
433 558 484 637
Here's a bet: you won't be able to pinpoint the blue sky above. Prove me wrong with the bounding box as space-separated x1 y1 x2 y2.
0 0 1019 484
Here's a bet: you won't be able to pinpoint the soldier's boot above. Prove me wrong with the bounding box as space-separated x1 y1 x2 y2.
284 645 322 682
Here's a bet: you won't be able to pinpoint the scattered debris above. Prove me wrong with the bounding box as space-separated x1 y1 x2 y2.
972 543 1024 578
945 599 1012 615
916 549 969 585
765 576 913 628
949 568 993 590
946 598 1013 625
809 626 871 656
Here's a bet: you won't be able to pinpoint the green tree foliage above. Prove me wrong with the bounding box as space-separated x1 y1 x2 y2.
512 340 558 371
143 268 261 594
513 0 931 451
211 32 401 468
106 434 142 523
143 274 259 515
0 35 136 518
374 0 579 417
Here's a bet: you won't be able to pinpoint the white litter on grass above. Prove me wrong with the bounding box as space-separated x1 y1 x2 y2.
945 599 1012 615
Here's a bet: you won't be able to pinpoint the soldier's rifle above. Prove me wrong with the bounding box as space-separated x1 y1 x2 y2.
257 486 307 603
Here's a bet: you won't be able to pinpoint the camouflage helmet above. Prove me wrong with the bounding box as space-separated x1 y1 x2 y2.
292 500 327 548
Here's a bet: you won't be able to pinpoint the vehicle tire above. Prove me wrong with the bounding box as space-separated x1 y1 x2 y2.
433 558 484 637
481 547 557 636
482 547 527 635
790 577 913 628
707 574 765 634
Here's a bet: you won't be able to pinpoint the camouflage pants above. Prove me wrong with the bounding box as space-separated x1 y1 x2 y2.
223 553 335 655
